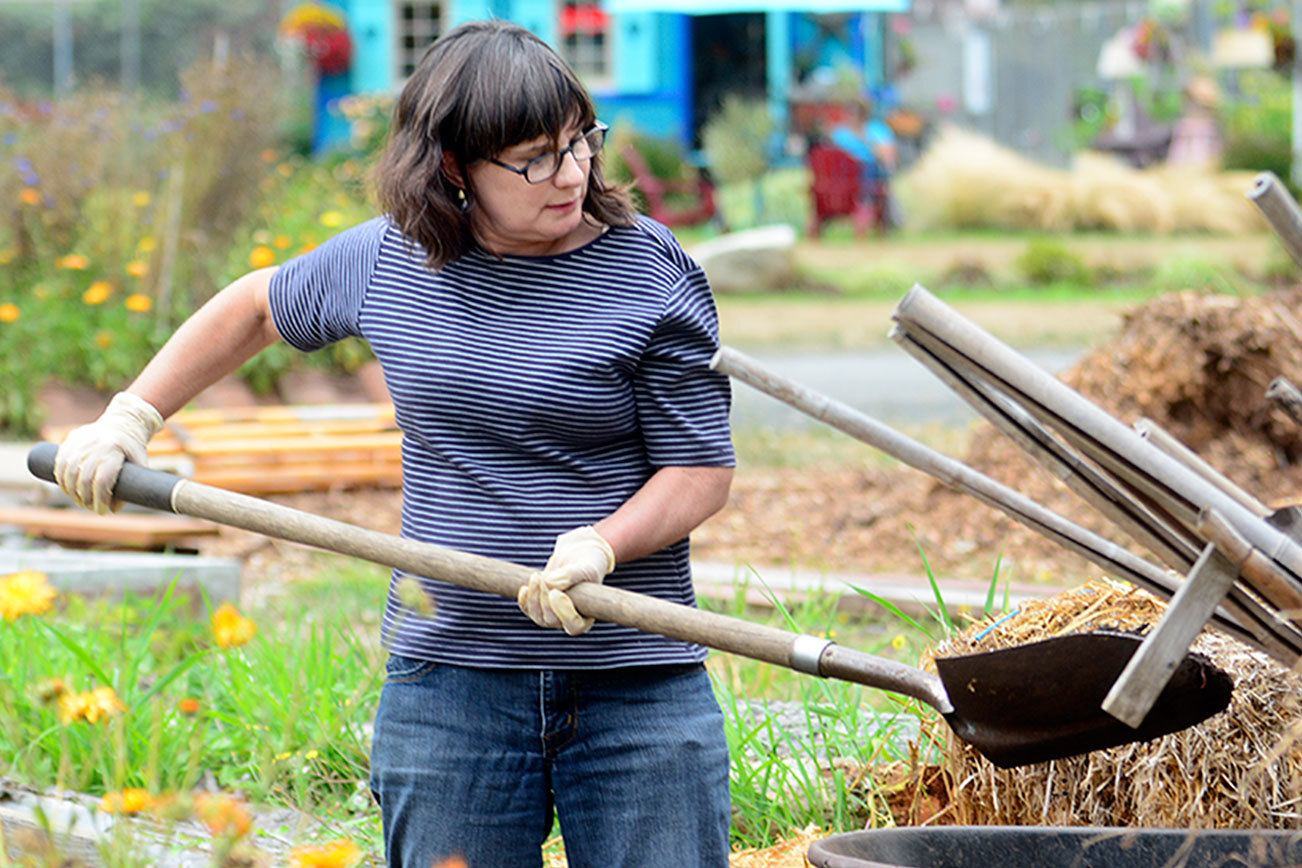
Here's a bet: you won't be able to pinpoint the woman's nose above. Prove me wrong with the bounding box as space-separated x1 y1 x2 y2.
552 150 586 187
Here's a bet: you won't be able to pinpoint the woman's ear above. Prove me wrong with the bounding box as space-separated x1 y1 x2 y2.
440 151 465 190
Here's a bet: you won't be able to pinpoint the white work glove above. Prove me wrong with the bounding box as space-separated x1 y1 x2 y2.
517 526 616 636
53 391 164 515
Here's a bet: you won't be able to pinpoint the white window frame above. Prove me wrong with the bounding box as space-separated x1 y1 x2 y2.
393 0 446 83
557 1 613 89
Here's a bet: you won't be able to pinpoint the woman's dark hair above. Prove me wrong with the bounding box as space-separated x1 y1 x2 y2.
373 20 637 269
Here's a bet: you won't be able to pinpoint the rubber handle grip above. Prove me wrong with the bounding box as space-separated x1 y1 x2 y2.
27 441 181 513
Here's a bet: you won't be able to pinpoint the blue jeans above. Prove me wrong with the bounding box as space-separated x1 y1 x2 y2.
369 657 731 867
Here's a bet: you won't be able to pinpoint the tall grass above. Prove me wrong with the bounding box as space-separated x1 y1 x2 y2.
0 551 1012 860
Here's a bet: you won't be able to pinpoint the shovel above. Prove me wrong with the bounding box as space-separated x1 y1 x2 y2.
28 443 1231 768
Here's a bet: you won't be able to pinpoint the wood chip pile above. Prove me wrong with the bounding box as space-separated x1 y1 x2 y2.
920 579 1301 828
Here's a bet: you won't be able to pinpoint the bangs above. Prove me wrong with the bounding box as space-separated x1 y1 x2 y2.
444 39 595 161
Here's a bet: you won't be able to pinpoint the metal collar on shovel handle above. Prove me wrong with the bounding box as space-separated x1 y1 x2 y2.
28 443 1232 769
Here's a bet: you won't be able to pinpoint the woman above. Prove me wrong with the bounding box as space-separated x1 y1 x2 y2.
53 20 735 868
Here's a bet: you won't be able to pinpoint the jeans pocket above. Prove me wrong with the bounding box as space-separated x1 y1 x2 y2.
384 653 439 683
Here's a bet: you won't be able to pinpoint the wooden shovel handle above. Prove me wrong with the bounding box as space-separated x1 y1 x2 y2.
26 443 949 710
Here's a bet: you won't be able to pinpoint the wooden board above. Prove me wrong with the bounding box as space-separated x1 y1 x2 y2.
0 507 218 548
41 402 404 495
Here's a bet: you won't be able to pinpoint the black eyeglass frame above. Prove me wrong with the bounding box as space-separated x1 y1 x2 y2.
487 122 609 185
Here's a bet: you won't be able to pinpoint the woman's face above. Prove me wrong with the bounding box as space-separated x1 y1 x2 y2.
464 122 595 257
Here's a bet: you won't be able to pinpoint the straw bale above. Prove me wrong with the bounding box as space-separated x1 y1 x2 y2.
922 579 1302 828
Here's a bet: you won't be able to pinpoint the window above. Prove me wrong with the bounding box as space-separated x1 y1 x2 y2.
394 1 445 80
559 2 611 84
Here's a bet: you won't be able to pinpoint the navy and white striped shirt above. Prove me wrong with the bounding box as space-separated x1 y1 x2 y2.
268 215 734 668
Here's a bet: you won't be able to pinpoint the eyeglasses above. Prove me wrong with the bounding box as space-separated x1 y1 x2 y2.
488 122 608 185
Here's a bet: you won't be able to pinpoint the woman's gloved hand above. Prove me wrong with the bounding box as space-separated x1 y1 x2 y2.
53 391 164 515
517 525 616 636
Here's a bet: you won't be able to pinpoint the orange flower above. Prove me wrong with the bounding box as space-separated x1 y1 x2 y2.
19 188 41 206
289 839 364 868
95 331 113 349
100 788 155 814
212 603 256 649
178 697 202 716
125 260 149 278
0 303 19 323
274 235 292 250
248 246 276 269
125 293 152 313
56 254 90 270
194 793 253 839
0 570 57 621
83 281 113 305
260 148 278 163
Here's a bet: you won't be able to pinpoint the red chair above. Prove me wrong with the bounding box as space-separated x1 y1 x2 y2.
621 144 722 229
807 143 887 237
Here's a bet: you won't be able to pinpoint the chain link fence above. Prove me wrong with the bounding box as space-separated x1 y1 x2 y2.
900 1 1149 166
0 0 285 98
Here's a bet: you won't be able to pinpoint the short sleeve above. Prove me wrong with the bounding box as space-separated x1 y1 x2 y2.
268 217 386 352
634 268 735 467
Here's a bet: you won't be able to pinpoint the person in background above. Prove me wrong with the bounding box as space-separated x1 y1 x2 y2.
1166 75 1223 168
51 20 735 868
829 92 898 231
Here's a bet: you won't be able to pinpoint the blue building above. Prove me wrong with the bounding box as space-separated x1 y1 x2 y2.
321 0 907 152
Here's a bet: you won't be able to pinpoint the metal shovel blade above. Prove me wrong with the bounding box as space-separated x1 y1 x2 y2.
935 631 1233 768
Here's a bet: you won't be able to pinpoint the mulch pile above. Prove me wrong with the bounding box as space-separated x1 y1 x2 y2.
694 286 1302 583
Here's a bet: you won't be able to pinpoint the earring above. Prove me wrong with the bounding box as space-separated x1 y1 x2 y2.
456 187 469 212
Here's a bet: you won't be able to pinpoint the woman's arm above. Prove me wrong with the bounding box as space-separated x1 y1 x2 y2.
595 465 734 563
128 268 283 417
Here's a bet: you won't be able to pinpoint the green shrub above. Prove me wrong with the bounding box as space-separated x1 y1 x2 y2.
1221 70 1293 187
1014 239 1092 286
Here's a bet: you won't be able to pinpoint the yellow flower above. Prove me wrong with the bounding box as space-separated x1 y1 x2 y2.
95 331 113 349
19 188 41 206
0 249 14 265
137 236 157 253
83 281 113 305
274 234 292 250
125 260 149 278
318 210 345 228
298 242 318 255
890 634 907 652
0 303 19 323
125 293 152 313
212 603 256 649
278 162 294 178
289 839 364 868
131 191 151 207
248 246 276 269
32 285 47 299
100 788 155 814
194 793 253 839
0 570 57 621
59 686 126 724
56 254 90 270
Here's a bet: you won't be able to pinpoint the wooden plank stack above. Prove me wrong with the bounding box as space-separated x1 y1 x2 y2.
42 403 403 496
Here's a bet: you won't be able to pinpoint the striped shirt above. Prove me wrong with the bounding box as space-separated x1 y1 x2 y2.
268 215 734 668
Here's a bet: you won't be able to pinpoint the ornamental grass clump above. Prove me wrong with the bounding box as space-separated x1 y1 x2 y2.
897 126 1265 234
